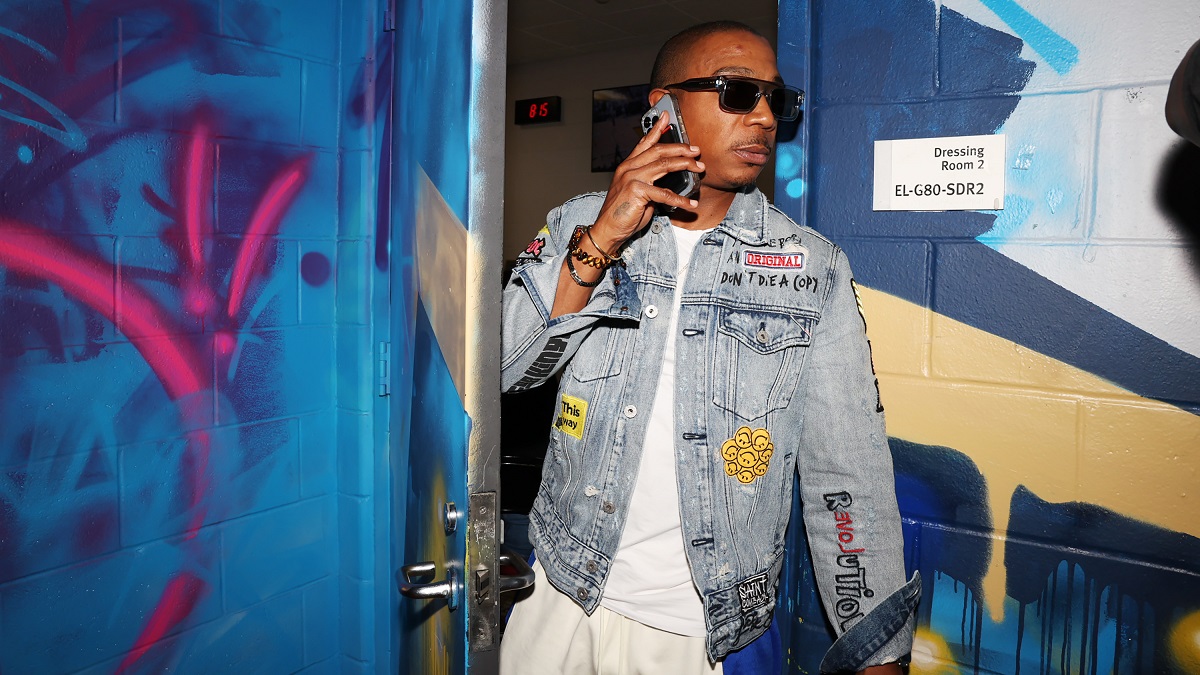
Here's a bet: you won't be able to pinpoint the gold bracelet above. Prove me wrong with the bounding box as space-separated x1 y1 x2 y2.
585 226 621 263
568 227 609 269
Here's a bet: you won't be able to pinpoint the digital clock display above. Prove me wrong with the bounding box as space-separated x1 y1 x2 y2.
515 96 562 125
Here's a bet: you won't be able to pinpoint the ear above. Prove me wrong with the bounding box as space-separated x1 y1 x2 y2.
648 88 670 106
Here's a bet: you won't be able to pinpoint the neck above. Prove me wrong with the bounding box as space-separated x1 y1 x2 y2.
669 184 742 230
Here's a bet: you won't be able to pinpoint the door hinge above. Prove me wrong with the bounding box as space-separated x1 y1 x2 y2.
383 0 396 31
378 341 391 396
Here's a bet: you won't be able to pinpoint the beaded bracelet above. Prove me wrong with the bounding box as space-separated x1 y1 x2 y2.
568 227 608 269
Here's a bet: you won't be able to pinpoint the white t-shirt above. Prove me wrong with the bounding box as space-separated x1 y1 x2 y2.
600 225 711 637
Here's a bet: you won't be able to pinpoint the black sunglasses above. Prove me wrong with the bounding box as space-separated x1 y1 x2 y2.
665 76 804 121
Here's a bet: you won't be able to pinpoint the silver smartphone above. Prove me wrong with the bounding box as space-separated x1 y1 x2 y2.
639 94 700 198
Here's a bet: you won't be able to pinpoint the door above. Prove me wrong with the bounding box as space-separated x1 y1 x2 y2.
388 0 513 673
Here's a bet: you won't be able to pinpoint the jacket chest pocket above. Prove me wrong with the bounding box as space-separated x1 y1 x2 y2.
712 306 817 421
569 323 629 382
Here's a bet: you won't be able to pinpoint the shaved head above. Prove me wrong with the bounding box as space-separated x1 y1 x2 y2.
650 21 768 89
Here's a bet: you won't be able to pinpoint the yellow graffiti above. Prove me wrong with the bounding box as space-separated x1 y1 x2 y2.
859 284 1200 621
721 426 774 484
1170 609 1200 673
909 627 958 675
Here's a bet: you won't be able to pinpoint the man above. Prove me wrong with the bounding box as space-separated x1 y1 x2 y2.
1166 38 1200 147
500 21 919 674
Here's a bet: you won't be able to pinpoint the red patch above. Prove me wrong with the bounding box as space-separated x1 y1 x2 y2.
742 249 806 269
525 237 546 257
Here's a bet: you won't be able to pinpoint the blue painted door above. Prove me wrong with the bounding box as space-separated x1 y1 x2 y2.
388 0 506 673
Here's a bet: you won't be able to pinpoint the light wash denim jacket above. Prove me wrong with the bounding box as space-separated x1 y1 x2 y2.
501 188 920 670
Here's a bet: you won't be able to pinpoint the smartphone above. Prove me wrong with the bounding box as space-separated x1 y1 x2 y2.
639 94 700 198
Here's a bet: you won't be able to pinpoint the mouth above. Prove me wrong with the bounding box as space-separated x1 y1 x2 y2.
732 143 772 166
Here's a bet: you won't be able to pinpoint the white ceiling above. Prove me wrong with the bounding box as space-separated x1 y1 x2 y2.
507 0 779 65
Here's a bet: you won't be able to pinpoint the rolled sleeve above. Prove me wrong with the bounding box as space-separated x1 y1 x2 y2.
791 247 917 671
501 204 641 392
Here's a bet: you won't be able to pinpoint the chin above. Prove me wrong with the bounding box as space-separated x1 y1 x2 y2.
717 172 764 191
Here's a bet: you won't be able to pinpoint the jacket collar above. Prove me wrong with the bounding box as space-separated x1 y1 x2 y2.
713 186 770 245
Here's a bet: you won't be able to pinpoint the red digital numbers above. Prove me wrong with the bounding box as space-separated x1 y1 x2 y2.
515 97 559 125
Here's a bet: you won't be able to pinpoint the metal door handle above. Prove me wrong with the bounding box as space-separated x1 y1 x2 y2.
397 562 460 611
497 548 535 594
400 561 437 583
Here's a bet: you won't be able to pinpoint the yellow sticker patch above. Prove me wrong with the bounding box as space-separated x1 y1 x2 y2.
555 394 588 440
720 426 774 484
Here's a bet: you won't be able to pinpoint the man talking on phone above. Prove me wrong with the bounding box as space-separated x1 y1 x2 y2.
500 21 919 675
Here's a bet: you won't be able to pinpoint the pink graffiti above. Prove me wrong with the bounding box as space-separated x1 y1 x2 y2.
227 157 311 317
115 571 208 673
0 120 310 671
0 222 206 398
184 124 212 272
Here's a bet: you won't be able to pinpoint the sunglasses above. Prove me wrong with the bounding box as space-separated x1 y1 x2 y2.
665 76 804 121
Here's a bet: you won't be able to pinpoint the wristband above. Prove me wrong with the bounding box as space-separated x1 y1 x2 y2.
565 251 602 287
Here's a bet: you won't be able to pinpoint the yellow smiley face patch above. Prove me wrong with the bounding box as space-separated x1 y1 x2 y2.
721 426 774 484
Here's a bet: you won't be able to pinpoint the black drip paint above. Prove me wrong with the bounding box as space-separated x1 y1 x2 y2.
1015 601 1026 675
1113 587 1122 674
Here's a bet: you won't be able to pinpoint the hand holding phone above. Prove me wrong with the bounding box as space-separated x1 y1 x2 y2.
639 94 700 198
585 97 705 257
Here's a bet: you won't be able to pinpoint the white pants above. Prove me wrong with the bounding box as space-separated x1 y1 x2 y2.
500 561 723 675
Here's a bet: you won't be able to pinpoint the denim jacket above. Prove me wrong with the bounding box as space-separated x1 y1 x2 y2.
501 188 920 670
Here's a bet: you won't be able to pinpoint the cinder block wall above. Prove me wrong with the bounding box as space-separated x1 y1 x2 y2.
775 1 1200 673
0 1 385 672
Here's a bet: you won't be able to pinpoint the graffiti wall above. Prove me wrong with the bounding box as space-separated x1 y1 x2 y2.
0 0 389 672
775 0 1200 673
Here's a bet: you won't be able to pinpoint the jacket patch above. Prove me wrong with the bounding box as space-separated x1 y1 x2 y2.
742 248 807 270
720 426 774 484
737 573 771 613
519 225 551 260
555 394 587 440
524 237 545 257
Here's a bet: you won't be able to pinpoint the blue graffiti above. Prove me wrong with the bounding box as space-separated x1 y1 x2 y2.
0 26 56 62
0 75 87 151
977 0 1080 75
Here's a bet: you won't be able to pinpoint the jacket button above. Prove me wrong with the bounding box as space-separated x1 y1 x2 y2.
756 330 769 344
651 222 663 234
586 560 599 573
620 306 629 312
644 305 658 318
602 501 616 514
623 405 637 418
576 587 589 601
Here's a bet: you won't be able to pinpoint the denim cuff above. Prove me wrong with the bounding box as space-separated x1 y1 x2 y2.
819 571 921 674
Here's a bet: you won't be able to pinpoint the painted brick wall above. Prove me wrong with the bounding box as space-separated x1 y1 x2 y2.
775 1 1200 673
0 1 386 672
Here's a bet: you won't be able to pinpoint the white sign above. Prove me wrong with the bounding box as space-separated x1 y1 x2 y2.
873 134 1005 211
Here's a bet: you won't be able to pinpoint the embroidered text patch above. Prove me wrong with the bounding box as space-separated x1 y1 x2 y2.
737 573 771 613
742 249 807 270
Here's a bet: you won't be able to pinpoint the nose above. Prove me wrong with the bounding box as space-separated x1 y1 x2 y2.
744 92 776 130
